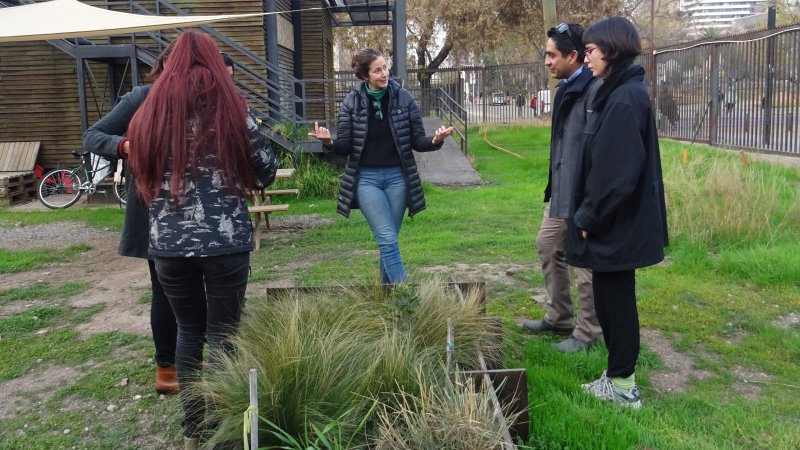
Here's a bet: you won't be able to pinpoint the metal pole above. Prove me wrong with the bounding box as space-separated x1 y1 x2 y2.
76 58 88 133
542 0 558 102
264 0 282 122
709 44 719 145
764 1 777 146
392 0 408 84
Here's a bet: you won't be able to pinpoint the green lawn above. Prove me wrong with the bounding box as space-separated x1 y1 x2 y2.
0 125 798 449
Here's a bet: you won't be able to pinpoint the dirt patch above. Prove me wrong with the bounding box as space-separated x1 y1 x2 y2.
267 214 335 232
641 329 712 394
0 365 82 419
1 234 152 338
774 312 800 330
0 221 118 250
421 263 522 285
731 365 772 399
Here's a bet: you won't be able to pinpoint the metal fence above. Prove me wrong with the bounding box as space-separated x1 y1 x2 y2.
640 24 800 156
323 25 799 156
331 64 550 125
406 64 551 124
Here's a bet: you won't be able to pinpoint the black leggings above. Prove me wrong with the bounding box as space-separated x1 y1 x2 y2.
592 270 639 379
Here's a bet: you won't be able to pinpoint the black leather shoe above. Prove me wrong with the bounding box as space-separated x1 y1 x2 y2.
521 319 573 336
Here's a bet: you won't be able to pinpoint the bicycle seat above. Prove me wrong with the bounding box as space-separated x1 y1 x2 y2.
72 149 90 157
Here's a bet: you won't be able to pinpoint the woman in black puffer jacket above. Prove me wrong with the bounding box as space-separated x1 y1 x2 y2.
309 48 453 284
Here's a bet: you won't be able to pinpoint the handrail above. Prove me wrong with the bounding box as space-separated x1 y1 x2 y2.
121 0 305 126
432 87 469 155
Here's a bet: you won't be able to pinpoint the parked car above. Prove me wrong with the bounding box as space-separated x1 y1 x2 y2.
491 91 508 105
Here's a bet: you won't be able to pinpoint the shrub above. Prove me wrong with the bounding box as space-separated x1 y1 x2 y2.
272 150 340 200
194 280 503 448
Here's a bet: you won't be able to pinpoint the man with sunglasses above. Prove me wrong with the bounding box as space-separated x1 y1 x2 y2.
522 23 603 353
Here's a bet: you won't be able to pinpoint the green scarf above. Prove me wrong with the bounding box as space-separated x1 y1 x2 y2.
365 84 388 100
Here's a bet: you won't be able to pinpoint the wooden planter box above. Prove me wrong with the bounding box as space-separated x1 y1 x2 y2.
264 282 529 448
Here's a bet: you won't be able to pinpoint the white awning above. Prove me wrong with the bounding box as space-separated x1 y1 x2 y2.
0 0 264 42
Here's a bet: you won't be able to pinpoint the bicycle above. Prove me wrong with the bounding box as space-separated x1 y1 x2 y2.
38 149 127 209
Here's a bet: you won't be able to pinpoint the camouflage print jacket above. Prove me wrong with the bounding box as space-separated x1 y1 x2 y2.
148 110 277 258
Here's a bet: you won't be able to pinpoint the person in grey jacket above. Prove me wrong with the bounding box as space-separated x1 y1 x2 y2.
308 48 453 284
521 23 603 353
83 46 188 395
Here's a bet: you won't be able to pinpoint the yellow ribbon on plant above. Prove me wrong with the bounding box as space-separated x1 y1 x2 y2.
243 405 257 450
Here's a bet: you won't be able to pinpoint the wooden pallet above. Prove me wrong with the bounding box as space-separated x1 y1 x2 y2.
0 171 38 205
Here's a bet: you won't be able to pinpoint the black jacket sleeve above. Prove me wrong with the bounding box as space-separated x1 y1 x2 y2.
331 93 355 156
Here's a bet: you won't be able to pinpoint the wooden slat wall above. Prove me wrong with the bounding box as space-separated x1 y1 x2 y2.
0 40 84 169
300 0 334 121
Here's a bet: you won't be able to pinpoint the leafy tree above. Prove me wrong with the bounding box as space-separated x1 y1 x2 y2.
334 0 624 76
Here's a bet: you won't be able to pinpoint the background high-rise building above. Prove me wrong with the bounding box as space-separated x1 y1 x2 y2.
680 0 768 35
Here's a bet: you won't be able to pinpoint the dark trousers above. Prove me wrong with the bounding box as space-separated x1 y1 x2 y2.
148 260 181 366
592 269 639 379
154 252 250 438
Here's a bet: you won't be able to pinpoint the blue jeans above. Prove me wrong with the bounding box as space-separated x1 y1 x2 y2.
153 252 250 438
356 166 408 284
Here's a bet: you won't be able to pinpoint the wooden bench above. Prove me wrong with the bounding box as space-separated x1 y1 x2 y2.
262 188 299 196
250 203 289 250
248 169 299 250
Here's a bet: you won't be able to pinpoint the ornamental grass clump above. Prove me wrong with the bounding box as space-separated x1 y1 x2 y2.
373 369 517 450
194 279 502 447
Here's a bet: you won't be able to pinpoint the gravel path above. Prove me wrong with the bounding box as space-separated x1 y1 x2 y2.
0 221 118 250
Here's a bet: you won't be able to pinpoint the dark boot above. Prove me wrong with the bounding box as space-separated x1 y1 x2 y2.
156 364 179 395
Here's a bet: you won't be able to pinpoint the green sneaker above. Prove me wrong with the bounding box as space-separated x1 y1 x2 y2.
582 372 642 409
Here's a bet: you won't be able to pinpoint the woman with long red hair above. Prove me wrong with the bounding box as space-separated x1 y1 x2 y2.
127 30 276 446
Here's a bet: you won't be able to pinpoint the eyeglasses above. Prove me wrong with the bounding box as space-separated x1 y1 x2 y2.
372 99 383 120
585 46 599 57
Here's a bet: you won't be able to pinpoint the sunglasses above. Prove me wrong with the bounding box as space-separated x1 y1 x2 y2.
553 23 579 48
372 99 383 120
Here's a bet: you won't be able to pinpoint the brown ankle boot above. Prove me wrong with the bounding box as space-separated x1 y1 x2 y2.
156 364 179 394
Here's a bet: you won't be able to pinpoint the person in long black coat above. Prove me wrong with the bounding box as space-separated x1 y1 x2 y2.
567 16 668 409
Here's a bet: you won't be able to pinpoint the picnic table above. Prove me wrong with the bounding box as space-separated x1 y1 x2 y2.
249 168 298 250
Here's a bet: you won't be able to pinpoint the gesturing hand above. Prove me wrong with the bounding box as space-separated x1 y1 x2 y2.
308 121 333 146
432 126 455 145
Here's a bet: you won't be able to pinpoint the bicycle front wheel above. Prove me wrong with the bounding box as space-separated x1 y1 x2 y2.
113 177 127 205
38 169 83 209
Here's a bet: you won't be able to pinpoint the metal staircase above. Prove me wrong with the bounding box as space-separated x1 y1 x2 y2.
1 0 310 154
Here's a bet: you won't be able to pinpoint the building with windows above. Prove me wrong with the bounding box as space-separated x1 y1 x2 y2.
680 0 767 35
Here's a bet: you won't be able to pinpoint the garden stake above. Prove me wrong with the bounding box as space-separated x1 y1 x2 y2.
243 368 258 450
446 318 454 377
739 149 750 166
